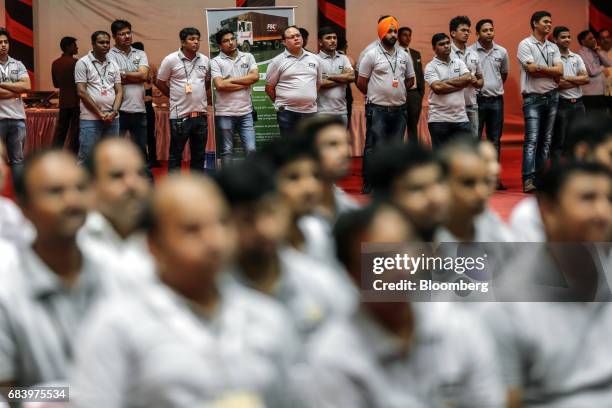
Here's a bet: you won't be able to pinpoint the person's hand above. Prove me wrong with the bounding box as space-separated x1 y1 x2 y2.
470 75 478 85
105 110 118 123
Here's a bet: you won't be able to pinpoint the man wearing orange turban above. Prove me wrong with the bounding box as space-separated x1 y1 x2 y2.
356 15 416 194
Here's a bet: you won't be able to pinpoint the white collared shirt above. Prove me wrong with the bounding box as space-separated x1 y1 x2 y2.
157 49 210 118
451 42 482 106
517 35 561 94
74 52 122 120
0 56 28 120
211 50 257 116
316 51 353 114
469 41 509 97
107 46 149 113
424 56 469 123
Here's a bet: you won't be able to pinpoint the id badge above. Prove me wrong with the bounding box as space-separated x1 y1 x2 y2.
185 83 192 94
101 88 109 96
392 79 399 88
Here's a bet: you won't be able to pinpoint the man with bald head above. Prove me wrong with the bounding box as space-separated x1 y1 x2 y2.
0 150 127 390
71 174 304 407
79 137 153 283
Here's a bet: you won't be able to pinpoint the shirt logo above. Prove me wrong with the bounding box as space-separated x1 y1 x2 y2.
338 65 344 70
470 59 477 64
494 57 502 61
10 70 18 75
241 63 249 69
308 63 316 68
197 65 206 72
454 68 460 73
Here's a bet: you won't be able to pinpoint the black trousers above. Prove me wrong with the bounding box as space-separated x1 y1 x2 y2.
405 90 423 143
145 101 157 161
53 107 79 153
583 95 607 114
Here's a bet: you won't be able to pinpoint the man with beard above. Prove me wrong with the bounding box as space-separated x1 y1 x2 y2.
79 137 154 284
425 33 472 148
316 26 355 125
356 15 415 194
370 142 449 242
75 31 123 164
517 11 563 192
215 158 354 339
0 150 126 390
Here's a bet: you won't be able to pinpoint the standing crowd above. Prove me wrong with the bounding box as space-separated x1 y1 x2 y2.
0 9 611 408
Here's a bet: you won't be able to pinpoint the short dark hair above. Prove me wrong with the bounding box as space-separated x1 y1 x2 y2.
537 161 611 201
257 132 317 172
110 19 131 36
299 27 309 40
553 26 570 39
449 16 471 33
566 114 612 157
215 28 234 45
91 31 110 44
0 27 9 40
475 19 493 33
13 148 67 204
132 41 144 51
437 135 481 175
398 27 412 36
530 11 551 30
214 158 277 207
179 27 200 41
281 25 300 40
370 143 441 198
431 32 449 48
296 114 346 149
318 26 337 40
577 29 595 45
60 36 76 52
333 204 381 271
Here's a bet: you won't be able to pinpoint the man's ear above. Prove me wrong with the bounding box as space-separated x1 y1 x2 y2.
573 142 589 161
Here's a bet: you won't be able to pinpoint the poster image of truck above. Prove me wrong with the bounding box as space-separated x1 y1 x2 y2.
218 12 288 54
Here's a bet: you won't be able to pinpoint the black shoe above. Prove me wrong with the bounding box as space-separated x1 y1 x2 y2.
496 180 508 190
149 160 162 168
523 179 536 193
361 183 372 194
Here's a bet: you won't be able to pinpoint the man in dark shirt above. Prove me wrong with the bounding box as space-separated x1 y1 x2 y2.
51 37 79 153
398 26 425 143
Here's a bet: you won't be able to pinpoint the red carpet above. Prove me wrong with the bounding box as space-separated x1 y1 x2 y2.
1 145 526 222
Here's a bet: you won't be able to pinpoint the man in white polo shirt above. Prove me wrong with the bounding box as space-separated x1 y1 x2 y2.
356 15 415 194
425 33 472 149
517 10 563 192
265 25 322 138
470 19 510 190
316 26 354 125
0 28 31 177
74 31 123 164
450 16 483 140
211 28 258 166
551 26 588 165
157 27 210 173
107 19 152 180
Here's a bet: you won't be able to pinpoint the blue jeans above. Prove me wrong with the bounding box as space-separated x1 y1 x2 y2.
478 95 504 160
216 114 256 164
552 97 585 166
169 116 207 173
0 119 26 174
522 91 558 181
466 105 479 140
362 104 407 186
427 121 471 149
276 109 315 138
120 112 152 179
77 118 120 164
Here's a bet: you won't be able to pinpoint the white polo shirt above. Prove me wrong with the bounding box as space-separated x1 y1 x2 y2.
358 41 415 106
425 56 469 122
470 41 509 97
559 50 587 100
107 46 149 113
157 49 210 119
451 42 482 106
517 35 561 94
265 49 322 114
74 52 122 120
0 56 28 120
316 51 353 114
211 50 257 117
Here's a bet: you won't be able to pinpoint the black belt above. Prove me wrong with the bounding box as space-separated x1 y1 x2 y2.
522 89 557 98
477 95 503 100
559 97 582 104
366 103 404 111
175 111 207 120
